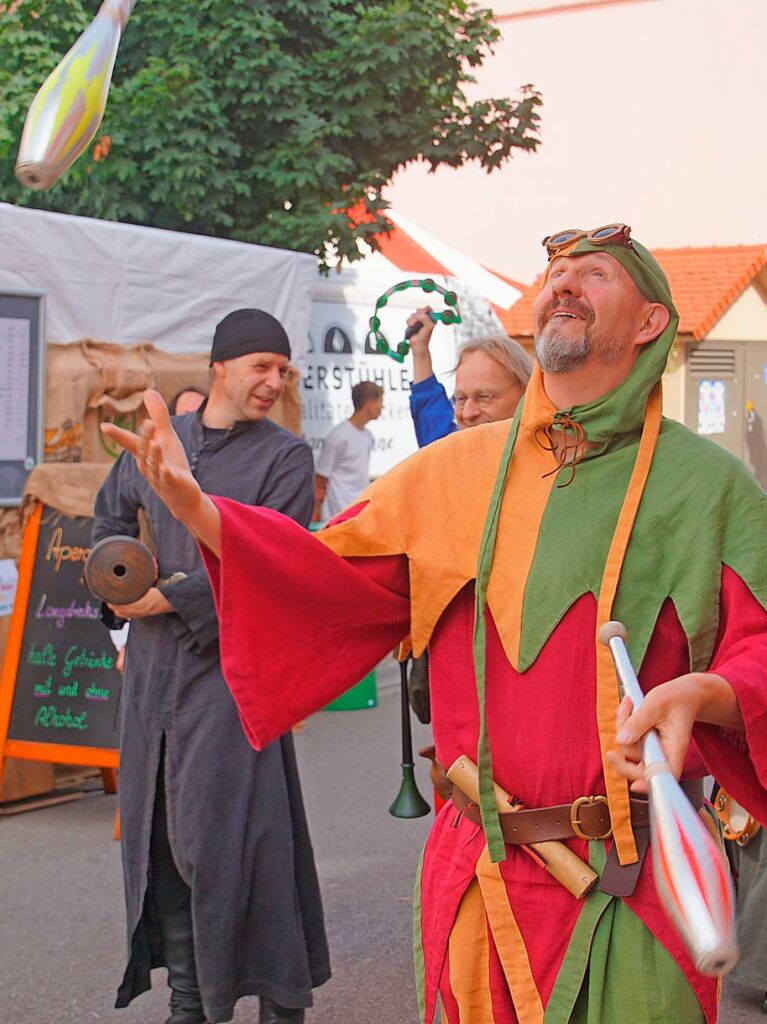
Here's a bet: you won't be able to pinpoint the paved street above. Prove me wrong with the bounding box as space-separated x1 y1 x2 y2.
0 662 764 1023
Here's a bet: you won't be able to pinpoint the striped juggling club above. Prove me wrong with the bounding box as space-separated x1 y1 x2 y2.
599 621 739 976
15 0 136 190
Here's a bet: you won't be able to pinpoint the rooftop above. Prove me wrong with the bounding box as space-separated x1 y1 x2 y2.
499 244 767 342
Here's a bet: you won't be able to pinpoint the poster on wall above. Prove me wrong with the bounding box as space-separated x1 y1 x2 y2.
0 317 31 463
0 291 45 506
0 559 18 617
303 273 505 477
697 379 726 436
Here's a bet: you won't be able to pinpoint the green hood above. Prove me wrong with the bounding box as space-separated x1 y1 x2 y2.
551 236 679 445
472 233 767 862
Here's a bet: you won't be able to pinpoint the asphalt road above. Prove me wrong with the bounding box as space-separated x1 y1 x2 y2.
0 661 764 1024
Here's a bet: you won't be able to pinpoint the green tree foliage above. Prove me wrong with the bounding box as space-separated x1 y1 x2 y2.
0 0 541 264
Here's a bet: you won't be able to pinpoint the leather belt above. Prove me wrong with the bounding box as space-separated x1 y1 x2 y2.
450 778 704 846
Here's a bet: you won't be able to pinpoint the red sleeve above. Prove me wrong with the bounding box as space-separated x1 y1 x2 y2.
693 565 767 823
201 496 410 749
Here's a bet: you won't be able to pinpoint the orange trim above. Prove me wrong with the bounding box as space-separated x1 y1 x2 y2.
320 366 572 670
0 505 43 794
3 739 118 769
319 422 510 656
0 503 121 792
475 847 544 1024
448 878 496 1023
486 365 559 667
595 383 663 864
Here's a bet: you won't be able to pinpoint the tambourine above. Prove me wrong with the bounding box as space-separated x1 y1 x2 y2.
368 277 462 363
84 535 158 605
714 790 761 846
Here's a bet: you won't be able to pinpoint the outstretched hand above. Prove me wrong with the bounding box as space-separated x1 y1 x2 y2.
100 389 203 525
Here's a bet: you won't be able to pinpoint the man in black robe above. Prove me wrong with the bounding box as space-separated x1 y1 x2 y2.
93 309 329 1024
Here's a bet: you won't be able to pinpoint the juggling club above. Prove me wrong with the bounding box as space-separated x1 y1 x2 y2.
599 621 739 976
15 0 136 190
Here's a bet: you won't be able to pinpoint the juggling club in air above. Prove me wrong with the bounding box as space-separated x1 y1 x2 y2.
599 621 739 976
15 0 137 190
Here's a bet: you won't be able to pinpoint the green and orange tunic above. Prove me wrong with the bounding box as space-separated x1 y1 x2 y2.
201 240 767 1022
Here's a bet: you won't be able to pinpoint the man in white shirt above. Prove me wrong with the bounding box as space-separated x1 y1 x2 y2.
313 381 384 521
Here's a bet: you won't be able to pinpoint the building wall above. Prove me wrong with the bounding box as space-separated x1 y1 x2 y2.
387 0 767 282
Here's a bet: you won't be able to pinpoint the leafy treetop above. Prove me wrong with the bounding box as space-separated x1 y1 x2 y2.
0 0 541 267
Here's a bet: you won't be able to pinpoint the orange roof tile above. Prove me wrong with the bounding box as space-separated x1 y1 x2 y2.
375 223 448 276
499 244 767 342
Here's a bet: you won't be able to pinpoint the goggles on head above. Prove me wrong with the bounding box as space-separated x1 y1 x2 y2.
542 223 633 260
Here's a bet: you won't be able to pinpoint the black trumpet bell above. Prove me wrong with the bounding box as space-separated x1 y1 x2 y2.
389 764 430 819
389 659 430 819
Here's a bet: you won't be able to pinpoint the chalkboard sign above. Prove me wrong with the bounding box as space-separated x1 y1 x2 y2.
0 504 120 781
0 290 45 508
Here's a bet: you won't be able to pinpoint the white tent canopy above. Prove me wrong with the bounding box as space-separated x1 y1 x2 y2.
0 203 316 363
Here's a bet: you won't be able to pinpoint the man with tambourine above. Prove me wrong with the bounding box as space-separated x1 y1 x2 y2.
103 227 767 1024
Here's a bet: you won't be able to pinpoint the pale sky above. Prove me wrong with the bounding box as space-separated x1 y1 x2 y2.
387 0 767 282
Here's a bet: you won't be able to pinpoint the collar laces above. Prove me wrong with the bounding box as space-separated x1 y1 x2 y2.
534 416 588 487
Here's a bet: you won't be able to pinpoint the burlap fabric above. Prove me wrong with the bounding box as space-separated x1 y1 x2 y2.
45 339 301 464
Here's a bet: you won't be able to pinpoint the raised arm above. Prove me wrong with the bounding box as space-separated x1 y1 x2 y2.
406 305 436 384
100 389 222 556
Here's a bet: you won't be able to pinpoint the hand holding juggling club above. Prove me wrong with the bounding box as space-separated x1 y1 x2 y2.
15 0 136 190
599 621 738 976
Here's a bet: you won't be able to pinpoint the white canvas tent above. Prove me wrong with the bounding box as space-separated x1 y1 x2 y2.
0 203 316 361
0 203 513 476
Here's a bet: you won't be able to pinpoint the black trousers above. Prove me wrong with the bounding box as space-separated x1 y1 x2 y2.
150 758 206 1024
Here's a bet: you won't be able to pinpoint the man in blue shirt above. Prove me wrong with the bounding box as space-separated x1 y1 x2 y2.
406 306 533 447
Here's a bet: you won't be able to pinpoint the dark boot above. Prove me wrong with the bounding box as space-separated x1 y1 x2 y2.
152 754 206 1024
259 997 305 1023
159 900 205 1024
162 986 207 1024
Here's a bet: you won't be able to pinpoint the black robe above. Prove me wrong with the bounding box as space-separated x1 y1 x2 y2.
93 411 330 1024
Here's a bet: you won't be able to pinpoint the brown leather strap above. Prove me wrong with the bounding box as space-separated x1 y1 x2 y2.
450 779 704 847
598 778 705 897
598 827 652 897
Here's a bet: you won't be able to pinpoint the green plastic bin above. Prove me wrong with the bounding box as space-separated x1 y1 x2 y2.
309 522 377 710
324 670 378 711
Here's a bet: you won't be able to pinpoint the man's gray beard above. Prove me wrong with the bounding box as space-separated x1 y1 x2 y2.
534 323 626 374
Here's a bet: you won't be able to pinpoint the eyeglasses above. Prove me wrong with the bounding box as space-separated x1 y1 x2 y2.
453 385 514 410
542 223 633 259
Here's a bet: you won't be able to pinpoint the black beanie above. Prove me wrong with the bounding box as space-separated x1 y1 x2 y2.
209 309 291 364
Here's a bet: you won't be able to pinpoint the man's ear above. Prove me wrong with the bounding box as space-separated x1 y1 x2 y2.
635 303 671 347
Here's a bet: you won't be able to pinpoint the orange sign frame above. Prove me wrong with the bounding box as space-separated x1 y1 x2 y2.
0 504 119 794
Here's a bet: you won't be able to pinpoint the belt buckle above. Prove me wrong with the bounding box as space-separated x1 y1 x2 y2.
570 795 611 841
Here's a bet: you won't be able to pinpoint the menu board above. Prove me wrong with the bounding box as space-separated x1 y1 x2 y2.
0 505 121 772
0 291 44 507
